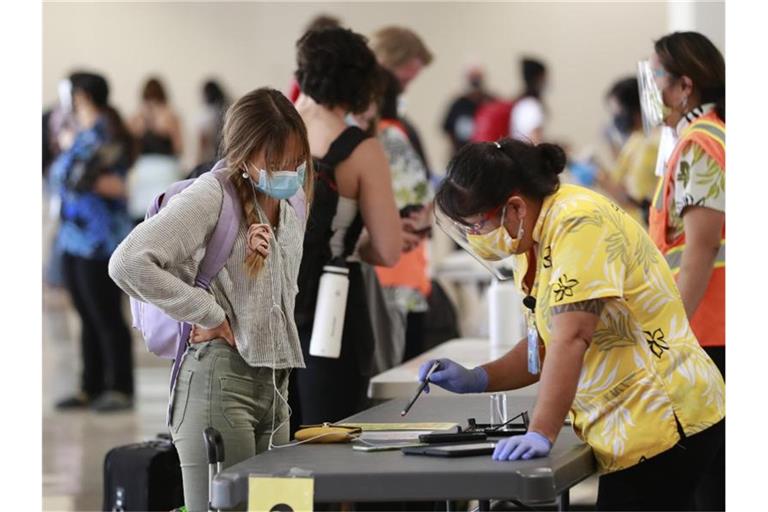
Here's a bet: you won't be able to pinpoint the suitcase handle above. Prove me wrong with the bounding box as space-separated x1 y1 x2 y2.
204 427 225 464
204 427 225 512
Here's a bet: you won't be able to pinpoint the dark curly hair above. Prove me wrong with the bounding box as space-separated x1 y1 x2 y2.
295 27 380 114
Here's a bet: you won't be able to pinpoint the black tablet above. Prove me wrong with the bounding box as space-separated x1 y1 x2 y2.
402 442 497 458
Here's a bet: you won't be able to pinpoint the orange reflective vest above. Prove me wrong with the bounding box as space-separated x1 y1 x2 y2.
375 118 432 299
648 111 725 347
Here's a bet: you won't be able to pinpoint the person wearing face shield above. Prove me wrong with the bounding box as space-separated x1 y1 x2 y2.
422 138 725 511
595 77 661 226
640 31 726 512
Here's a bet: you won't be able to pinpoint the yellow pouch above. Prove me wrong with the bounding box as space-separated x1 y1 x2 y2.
294 423 362 443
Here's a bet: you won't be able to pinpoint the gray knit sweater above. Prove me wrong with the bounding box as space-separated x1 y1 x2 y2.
109 172 306 369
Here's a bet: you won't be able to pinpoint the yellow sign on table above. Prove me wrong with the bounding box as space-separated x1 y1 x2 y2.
248 475 314 512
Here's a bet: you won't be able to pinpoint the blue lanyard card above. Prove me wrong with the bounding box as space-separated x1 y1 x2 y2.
527 323 540 375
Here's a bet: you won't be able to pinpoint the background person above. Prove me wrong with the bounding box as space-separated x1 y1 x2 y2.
472 57 548 145
596 77 660 225
374 67 434 367
195 78 229 166
50 71 136 413
371 25 434 172
441 65 496 158
126 77 184 223
511 57 548 143
645 30 726 512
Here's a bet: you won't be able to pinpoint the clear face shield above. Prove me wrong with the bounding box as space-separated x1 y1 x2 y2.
434 204 517 282
637 60 666 134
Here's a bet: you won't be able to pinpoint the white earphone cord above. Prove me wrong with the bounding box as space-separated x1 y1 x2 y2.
248 179 333 449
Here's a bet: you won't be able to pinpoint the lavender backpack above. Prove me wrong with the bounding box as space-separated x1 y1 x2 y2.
129 162 241 392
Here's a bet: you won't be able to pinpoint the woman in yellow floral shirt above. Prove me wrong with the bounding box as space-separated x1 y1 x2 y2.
421 138 724 511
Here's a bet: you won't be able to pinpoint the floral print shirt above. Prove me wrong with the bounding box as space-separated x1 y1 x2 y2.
378 125 434 312
512 184 725 473
667 104 725 239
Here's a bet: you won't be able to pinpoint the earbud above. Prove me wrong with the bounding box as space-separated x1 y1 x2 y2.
241 171 249 179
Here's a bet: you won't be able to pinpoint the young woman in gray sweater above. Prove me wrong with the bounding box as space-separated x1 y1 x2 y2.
109 88 313 511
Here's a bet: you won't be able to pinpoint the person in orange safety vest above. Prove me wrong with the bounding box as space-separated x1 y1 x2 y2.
643 31 725 512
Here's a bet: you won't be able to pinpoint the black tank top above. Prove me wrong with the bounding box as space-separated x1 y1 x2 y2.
139 129 174 156
295 126 369 327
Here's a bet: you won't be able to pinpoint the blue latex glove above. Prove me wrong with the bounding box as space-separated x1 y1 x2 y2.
492 431 552 461
417 358 488 394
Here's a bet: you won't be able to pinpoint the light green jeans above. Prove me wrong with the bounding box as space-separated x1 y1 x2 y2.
170 340 290 512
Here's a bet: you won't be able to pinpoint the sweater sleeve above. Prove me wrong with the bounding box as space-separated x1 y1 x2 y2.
108 173 228 329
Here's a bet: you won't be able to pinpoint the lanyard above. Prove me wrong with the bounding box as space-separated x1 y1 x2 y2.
522 248 541 375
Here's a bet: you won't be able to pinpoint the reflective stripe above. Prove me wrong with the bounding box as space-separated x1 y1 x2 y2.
652 176 664 211
664 240 725 272
686 122 725 144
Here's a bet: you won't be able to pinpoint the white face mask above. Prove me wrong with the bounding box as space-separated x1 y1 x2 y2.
397 95 407 117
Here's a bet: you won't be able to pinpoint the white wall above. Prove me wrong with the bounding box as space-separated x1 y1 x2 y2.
43 1 677 172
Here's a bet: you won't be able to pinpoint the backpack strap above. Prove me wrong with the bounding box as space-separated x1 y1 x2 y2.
148 179 196 218
288 187 307 225
318 126 370 170
196 165 242 289
169 160 242 412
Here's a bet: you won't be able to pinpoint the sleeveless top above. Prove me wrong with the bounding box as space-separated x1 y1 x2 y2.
295 126 370 328
139 129 174 156
138 113 175 156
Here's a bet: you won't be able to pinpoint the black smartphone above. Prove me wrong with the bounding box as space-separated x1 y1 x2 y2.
402 442 497 458
418 432 487 444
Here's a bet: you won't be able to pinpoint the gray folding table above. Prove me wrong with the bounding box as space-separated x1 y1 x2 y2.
211 395 595 510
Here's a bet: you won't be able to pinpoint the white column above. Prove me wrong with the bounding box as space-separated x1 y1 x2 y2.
667 1 725 53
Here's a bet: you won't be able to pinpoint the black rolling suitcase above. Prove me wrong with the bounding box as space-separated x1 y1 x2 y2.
103 433 184 511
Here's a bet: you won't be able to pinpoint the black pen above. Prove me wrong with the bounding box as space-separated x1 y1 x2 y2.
401 361 440 417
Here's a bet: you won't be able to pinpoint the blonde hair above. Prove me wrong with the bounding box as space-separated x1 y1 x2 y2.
371 26 433 70
221 88 313 277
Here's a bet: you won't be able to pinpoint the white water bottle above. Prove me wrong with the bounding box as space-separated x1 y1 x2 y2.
488 279 523 348
309 265 350 359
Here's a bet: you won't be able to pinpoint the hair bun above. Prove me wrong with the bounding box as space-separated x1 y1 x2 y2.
538 143 566 176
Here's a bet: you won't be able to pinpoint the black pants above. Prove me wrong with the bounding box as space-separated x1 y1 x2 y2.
62 253 134 398
290 264 373 429
403 311 426 362
292 326 370 426
693 346 725 511
597 419 725 511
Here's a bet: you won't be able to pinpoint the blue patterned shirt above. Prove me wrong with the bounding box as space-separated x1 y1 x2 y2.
50 117 133 260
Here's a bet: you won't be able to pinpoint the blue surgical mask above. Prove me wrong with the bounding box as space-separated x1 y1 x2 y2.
248 162 306 200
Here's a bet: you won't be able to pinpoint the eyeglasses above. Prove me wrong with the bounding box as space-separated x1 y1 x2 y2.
466 204 505 235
